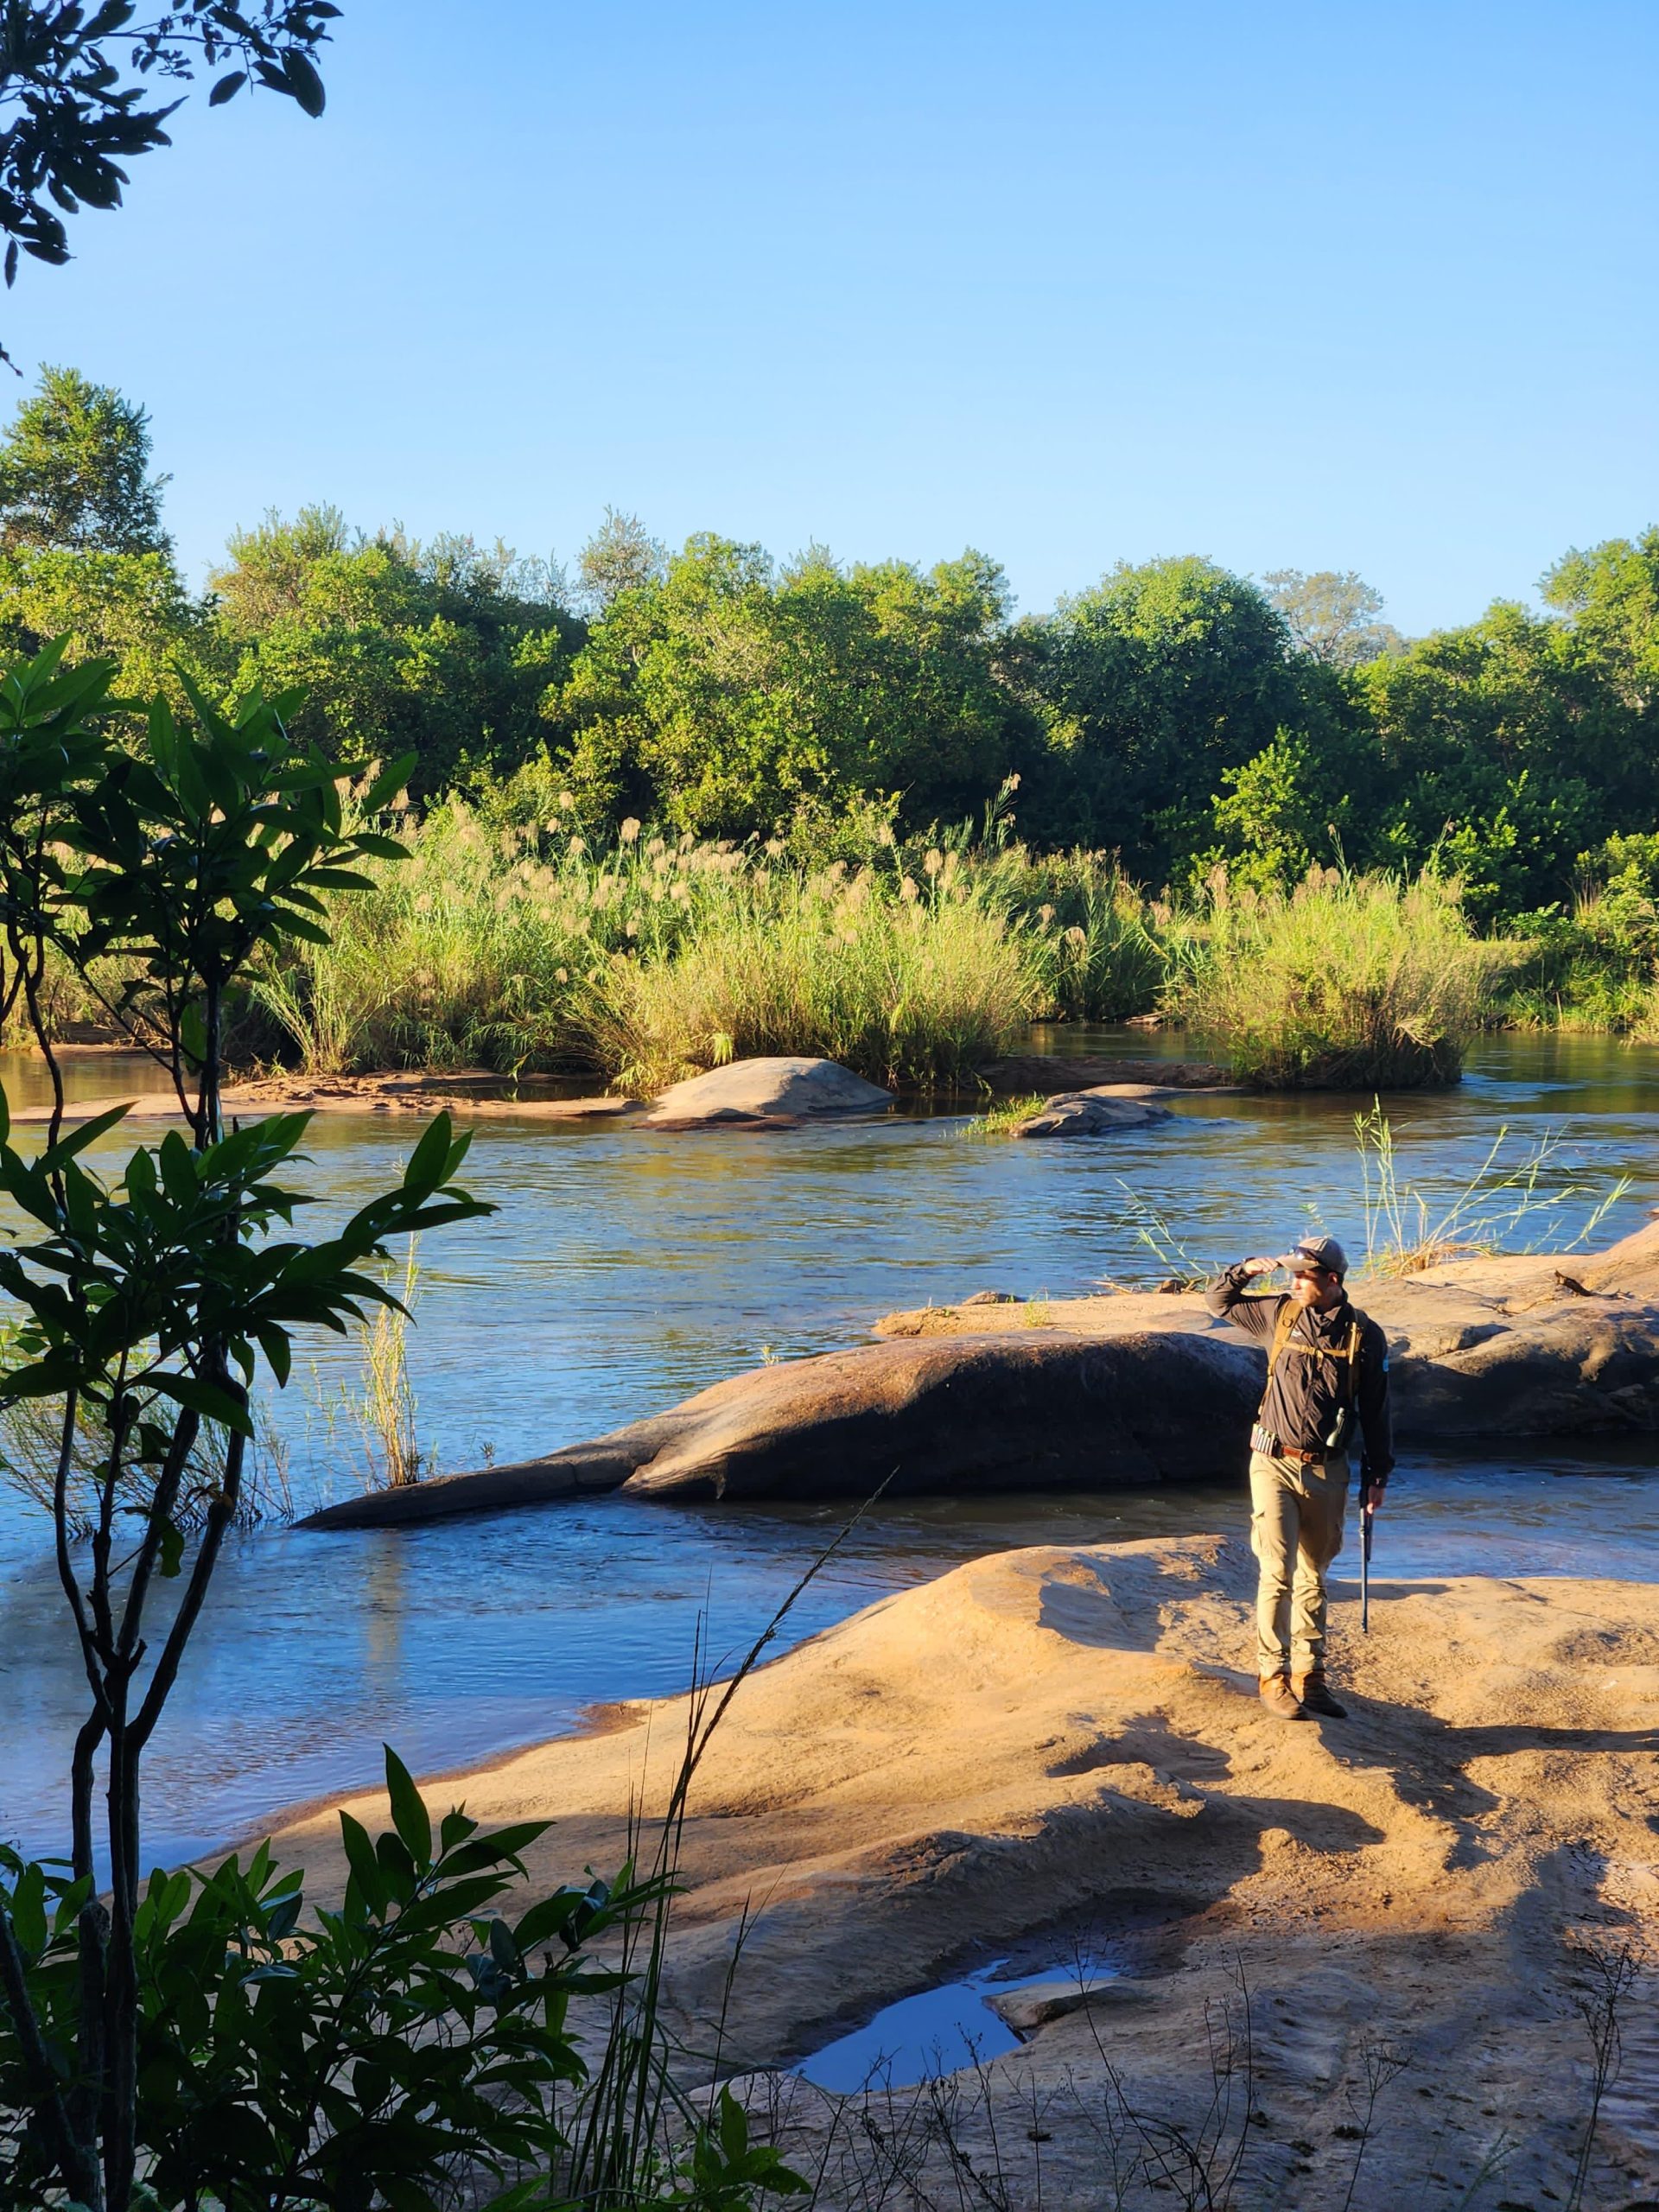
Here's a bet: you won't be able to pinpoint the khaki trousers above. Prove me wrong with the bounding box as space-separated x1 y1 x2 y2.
1249 1449 1350 1678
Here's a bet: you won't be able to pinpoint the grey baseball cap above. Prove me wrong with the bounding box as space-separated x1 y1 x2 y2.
1281 1235 1348 1278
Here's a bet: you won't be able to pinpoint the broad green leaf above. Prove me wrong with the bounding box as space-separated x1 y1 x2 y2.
358 752 416 812
148 1372 254 1436
41 1102 132 1168
402 1111 455 1192
383 1746 432 1867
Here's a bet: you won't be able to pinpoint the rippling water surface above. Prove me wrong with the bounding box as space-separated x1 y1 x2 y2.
3 1031 1657 1863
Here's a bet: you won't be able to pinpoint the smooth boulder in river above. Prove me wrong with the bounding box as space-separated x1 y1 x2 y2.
1011 1086 1173 1138
645 1056 893 1128
301 1220 1659 1527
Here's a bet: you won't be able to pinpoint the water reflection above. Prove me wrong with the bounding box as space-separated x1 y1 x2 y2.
3 1453 1657 1867
2 1032 1658 1865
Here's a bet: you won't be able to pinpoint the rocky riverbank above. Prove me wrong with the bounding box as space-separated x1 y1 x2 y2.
270 1535 1659 2209
304 1219 1659 1527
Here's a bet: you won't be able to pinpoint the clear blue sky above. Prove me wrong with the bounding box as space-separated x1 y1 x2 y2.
12 1 1656 632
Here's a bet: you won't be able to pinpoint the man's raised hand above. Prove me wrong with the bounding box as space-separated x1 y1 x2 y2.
1242 1255 1281 1278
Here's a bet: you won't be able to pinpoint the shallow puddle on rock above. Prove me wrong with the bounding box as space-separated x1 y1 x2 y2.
795 1956 1113 2092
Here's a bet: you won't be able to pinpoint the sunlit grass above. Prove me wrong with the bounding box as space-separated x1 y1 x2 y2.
243 791 1158 1090
1170 867 1515 1089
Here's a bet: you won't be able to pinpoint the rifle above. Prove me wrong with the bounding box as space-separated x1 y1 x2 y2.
1361 1497 1373 1633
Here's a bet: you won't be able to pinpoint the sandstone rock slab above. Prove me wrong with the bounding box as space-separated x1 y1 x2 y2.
270 1536 1659 2206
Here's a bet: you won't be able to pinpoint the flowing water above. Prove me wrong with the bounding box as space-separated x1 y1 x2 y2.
2 1031 1657 1866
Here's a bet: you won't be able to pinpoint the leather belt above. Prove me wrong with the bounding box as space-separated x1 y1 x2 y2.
1278 1445 1332 1466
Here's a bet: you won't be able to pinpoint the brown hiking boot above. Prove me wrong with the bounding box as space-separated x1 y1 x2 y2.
1258 1675 1306 1721
1293 1675 1348 1719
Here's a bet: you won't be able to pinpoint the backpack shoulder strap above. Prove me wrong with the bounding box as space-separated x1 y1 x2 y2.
1268 1298 1300 1376
1343 1316 1362 1404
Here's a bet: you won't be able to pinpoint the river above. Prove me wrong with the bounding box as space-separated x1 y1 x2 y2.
3 1031 1657 1866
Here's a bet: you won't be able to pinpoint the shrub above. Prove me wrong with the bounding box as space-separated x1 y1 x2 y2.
0 1751 807 2212
1172 868 1512 1089
1503 837 1659 1033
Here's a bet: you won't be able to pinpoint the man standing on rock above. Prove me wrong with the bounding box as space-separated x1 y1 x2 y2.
1206 1236 1393 1722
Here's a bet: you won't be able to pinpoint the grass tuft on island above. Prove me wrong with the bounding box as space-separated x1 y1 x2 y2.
1174 867 1517 1089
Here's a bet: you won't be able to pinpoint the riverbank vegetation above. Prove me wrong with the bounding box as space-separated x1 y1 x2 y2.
4 366 1659 1085
228 798 1517 1090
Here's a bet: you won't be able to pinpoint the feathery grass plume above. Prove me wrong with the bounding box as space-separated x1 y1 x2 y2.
590 863 1045 1090
1172 865 1513 1089
249 786 1149 1088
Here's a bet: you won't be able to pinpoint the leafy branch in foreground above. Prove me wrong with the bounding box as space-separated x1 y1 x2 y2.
0 3 338 359
0 1747 808 2211
0 639 495 2211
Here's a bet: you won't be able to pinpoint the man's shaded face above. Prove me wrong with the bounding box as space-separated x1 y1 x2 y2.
1290 1266 1343 1310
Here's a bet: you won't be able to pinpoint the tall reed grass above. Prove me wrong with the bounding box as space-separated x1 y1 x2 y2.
238 792 1536 1095
1170 867 1515 1089
243 791 1161 1090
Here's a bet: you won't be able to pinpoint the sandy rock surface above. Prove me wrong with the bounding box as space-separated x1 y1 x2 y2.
642 1056 894 1128
10 1071 645 1123
271 1535 1659 2209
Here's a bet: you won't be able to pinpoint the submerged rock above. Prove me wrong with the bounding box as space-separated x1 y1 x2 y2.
644 1056 893 1128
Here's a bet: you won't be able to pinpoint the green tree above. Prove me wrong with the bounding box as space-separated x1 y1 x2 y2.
1356 598 1607 916
1261 568 1406 667
210 507 581 792
0 368 201 708
0 643 491 2209
576 505 666 614
1013 556 1311 880
0 3 338 359
1199 721 1382 892
0 366 169 554
550 534 1033 836
0 543 201 706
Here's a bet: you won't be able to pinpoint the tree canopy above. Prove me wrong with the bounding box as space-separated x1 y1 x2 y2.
0 365 169 552
549 535 1033 836
6 367 1658 925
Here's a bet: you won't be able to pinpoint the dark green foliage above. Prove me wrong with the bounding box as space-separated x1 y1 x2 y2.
210 506 582 794
0 639 499 2211
1011 556 1312 879
0 1751 806 2210
549 535 1036 837
0 3 336 347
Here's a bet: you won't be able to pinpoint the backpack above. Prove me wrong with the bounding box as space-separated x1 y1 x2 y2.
1262 1300 1363 1451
